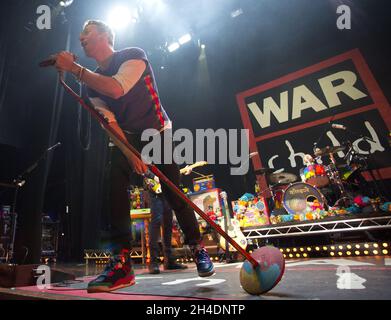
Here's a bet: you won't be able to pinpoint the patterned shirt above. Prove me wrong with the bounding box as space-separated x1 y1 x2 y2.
86 47 170 133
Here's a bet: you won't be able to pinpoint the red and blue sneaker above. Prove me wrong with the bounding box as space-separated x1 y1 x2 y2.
192 246 215 277
87 254 135 293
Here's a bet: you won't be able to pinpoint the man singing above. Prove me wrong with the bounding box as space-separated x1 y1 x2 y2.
54 20 214 293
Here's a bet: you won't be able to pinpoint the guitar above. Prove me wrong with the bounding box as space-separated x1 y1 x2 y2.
179 161 208 175
145 161 208 194
219 191 247 252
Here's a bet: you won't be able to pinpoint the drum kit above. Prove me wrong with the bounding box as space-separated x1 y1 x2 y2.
255 143 370 215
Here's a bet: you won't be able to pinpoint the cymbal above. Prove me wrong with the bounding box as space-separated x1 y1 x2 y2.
268 172 298 184
314 145 346 157
254 168 274 175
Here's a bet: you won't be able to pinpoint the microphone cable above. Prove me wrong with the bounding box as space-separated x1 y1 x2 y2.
77 82 91 151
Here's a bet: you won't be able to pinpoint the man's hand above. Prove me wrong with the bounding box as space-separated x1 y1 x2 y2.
54 51 77 73
128 154 149 175
104 121 149 175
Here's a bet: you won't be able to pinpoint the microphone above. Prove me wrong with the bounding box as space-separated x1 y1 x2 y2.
38 53 77 67
39 58 56 67
331 123 347 130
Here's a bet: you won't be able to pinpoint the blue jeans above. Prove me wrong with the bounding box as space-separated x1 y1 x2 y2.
148 193 174 262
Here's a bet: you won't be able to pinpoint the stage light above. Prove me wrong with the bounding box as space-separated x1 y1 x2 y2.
293 248 297 252
168 42 180 52
59 0 73 7
355 251 360 255
373 243 379 248
108 6 137 30
364 250 369 255
178 34 191 45
338 245 343 250
315 247 320 251
323 246 327 251
355 244 360 249
280 249 284 252
346 251 351 256
347 245 352 249
303 253 308 258
231 8 243 18
330 252 335 256
289 254 293 258
296 254 300 258
286 248 291 252
383 243 388 248
300 248 304 252
307 247 312 251
330 246 335 250
283 254 287 258
373 250 378 255
338 252 343 256
200 44 206 49
364 243 369 249
383 250 388 255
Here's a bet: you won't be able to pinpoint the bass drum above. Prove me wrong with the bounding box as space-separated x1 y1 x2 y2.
282 182 326 215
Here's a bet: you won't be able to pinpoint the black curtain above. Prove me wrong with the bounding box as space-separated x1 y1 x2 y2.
60 100 109 261
0 1 109 264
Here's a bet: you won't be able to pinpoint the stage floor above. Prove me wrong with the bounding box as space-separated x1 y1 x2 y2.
0 256 390 300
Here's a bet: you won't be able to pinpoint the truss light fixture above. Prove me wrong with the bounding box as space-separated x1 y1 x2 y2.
168 42 180 52
231 8 243 18
59 0 73 7
178 33 192 45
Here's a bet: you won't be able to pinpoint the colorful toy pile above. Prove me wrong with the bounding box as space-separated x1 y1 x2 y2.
143 174 162 194
232 193 269 228
269 195 390 225
232 192 390 226
381 201 391 212
270 197 329 224
129 187 146 210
